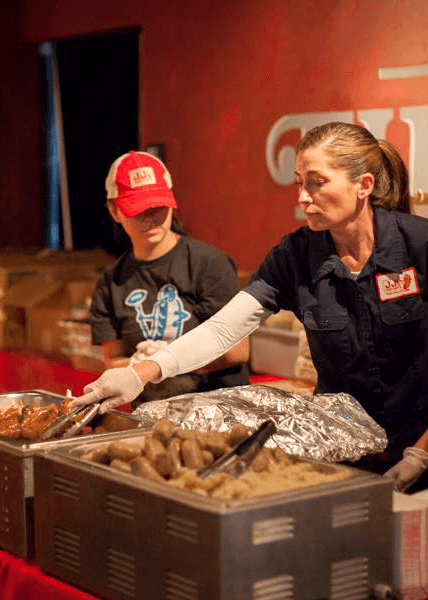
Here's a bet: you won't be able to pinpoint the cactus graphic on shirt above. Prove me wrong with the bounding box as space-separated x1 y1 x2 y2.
125 284 191 340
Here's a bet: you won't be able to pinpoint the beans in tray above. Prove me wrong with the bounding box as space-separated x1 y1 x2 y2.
80 419 352 499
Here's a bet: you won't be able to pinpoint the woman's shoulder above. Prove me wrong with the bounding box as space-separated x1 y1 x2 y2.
95 249 135 284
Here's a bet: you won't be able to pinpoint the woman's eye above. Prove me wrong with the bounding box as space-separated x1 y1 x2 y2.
308 178 325 188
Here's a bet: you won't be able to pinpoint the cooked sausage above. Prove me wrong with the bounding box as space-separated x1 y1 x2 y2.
201 450 215 467
152 449 174 478
144 436 165 461
110 459 132 473
168 437 183 475
130 456 164 483
181 438 204 469
197 432 230 458
250 448 272 472
228 423 250 447
152 419 176 445
81 446 110 464
108 441 143 462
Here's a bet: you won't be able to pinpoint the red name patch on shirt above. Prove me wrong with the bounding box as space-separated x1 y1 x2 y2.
376 267 419 302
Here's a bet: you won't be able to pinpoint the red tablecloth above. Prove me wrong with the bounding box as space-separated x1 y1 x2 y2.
0 350 98 396
0 551 98 600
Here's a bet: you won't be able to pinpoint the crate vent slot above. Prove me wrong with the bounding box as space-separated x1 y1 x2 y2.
252 516 294 545
166 571 198 600
166 513 199 543
330 556 369 600
106 493 135 520
107 547 136 598
253 574 294 600
54 527 81 572
332 500 370 528
53 474 80 500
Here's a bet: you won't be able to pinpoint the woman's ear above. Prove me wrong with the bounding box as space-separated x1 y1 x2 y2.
357 173 375 200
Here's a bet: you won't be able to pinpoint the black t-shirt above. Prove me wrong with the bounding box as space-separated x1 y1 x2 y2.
90 235 249 395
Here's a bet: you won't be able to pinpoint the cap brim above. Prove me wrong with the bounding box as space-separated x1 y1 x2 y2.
115 190 177 217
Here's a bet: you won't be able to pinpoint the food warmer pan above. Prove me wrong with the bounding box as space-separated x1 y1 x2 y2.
0 390 146 558
34 431 394 600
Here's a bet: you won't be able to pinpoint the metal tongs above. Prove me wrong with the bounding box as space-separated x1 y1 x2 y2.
197 419 277 479
38 390 100 441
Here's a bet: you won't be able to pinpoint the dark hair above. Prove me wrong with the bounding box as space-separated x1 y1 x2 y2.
171 211 187 235
297 122 411 213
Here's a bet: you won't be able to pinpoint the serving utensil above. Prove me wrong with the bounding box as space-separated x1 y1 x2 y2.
197 419 276 479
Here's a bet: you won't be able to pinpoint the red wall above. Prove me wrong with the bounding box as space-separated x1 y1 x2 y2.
11 0 428 269
0 0 43 248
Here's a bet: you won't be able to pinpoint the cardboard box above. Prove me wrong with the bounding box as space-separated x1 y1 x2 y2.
0 248 113 295
58 319 104 373
0 248 114 351
393 491 428 598
2 274 98 355
250 325 300 378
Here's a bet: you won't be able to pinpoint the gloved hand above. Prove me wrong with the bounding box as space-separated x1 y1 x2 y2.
384 447 428 492
69 366 145 414
129 340 169 366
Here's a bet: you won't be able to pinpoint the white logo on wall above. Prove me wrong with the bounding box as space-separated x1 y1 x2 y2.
265 64 428 218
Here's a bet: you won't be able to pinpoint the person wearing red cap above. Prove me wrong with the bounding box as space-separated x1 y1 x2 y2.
89 151 250 408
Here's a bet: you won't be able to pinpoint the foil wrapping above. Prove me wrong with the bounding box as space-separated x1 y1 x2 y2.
133 384 387 463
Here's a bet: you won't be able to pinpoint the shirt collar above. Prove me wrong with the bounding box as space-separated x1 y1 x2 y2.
308 206 405 284
372 206 405 272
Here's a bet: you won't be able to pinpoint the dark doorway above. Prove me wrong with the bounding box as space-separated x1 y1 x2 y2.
53 28 140 255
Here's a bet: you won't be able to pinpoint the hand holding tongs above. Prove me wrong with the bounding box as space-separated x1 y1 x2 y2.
197 419 277 479
38 390 100 441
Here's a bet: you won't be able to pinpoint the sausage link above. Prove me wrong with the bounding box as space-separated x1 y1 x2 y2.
181 438 204 469
228 423 250 447
130 456 165 483
108 441 143 462
168 437 183 476
110 458 132 473
152 419 176 446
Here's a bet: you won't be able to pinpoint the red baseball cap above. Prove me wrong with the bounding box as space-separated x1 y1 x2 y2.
105 151 178 217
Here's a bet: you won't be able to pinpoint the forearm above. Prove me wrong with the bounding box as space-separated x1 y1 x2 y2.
101 340 129 369
194 337 250 375
137 291 270 381
414 427 428 452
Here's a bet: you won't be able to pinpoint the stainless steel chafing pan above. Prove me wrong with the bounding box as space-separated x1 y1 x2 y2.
0 390 146 557
34 429 395 600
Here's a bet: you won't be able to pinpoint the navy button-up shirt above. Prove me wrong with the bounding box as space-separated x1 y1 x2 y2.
246 207 428 462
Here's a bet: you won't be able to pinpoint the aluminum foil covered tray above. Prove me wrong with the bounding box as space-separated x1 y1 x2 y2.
133 384 388 463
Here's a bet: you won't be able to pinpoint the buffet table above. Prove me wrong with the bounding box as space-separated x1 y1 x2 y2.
0 350 426 600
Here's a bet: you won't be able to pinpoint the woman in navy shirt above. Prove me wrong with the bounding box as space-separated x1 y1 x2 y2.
73 123 428 493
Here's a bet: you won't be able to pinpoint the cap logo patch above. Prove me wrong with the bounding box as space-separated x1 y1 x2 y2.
129 166 156 188
376 267 419 301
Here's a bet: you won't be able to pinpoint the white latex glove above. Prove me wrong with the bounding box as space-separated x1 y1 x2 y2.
384 447 428 492
129 340 169 366
69 366 145 414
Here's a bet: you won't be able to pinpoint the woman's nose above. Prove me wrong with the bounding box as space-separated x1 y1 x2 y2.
298 187 313 205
